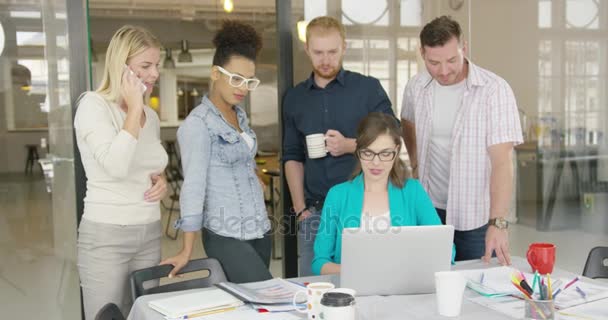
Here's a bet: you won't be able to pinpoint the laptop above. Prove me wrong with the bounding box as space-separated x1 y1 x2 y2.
340 225 454 296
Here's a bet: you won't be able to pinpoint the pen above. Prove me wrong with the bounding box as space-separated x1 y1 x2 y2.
178 306 237 319
553 277 579 298
552 288 561 298
575 286 586 299
480 272 485 286
563 277 579 290
539 278 545 300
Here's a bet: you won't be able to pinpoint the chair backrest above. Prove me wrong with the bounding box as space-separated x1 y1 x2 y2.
130 257 227 301
165 166 183 194
582 246 608 279
94 303 125 320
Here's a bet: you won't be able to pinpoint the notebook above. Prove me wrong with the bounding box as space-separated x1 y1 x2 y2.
216 278 306 305
148 287 244 319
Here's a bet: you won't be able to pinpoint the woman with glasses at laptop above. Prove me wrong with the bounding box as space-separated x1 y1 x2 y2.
160 21 272 283
312 112 454 275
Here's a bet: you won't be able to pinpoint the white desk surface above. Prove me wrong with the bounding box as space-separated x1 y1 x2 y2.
127 257 608 320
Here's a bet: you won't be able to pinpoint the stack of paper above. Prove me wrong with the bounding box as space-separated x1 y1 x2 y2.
459 266 523 297
460 267 608 309
216 278 306 305
553 281 608 309
148 288 243 319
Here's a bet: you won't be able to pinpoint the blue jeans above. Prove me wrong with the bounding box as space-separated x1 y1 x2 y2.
297 207 320 276
436 208 489 261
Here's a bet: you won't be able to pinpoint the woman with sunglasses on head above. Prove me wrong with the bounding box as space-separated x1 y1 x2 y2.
161 20 271 283
312 112 454 275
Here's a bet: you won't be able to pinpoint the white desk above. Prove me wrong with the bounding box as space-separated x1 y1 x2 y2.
127 257 607 320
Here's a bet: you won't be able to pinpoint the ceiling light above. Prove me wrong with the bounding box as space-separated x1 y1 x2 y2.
297 20 309 43
178 40 192 63
0 22 4 57
224 0 234 13
163 48 176 69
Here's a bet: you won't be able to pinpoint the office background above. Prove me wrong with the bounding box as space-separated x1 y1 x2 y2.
0 0 607 319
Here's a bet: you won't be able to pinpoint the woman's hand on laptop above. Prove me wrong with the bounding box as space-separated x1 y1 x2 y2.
482 226 511 266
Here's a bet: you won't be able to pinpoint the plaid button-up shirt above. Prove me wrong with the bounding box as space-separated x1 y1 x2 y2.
401 60 523 231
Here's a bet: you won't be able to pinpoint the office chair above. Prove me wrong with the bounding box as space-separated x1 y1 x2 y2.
582 246 608 279
94 303 125 320
130 258 227 301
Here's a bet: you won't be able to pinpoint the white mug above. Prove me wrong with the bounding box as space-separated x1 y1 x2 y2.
305 133 327 159
292 282 335 320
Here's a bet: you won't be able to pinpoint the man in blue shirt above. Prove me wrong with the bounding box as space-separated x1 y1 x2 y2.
282 16 394 276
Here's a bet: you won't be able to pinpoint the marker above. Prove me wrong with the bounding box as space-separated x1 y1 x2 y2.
532 271 539 294
575 286 586 299
563 277 580 290
512 280 532 299
553 277 579 298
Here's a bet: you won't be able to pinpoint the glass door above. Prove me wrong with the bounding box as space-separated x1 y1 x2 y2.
41 0 81 318
0 0 84 319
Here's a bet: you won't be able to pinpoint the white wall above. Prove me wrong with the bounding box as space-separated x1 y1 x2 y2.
469 0 538 117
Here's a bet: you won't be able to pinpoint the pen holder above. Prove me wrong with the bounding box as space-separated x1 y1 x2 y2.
524 299 555 320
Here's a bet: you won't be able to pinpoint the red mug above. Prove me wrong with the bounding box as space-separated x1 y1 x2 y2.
526 243 556 274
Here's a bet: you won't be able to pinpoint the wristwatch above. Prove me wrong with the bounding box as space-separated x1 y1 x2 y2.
488 217 509 230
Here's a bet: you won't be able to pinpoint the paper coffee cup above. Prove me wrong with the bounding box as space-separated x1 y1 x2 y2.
435 271 466 317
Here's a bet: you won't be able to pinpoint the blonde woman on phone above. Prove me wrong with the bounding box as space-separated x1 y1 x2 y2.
74 25 168 319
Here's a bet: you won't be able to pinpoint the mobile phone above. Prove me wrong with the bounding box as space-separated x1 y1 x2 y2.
124 64 147 93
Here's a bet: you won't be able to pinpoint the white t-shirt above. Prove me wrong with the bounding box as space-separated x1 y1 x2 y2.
240 131 255 151
360 210 391 232
428 80 465 209
74 92 168 225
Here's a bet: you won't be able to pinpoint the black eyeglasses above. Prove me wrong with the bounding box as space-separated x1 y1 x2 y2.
358 149 397 162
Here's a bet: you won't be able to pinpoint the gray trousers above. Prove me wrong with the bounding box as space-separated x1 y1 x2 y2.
202 228 272 284
77 219 161 320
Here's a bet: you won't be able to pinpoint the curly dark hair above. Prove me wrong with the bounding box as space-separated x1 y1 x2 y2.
212 20 262 66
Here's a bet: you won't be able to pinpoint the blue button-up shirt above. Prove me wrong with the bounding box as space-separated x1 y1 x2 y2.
282 69 394 204
176 96 270 240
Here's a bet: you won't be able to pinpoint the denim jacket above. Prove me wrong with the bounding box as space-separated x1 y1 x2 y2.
175 96 270 240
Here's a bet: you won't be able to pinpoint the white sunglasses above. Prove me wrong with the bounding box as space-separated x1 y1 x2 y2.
215 66 260 91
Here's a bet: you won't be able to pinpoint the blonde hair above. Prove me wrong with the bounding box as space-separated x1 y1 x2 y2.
305 16 346 43
96 25 161 102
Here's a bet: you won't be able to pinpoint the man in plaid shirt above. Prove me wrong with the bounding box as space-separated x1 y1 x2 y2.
401 16 522 263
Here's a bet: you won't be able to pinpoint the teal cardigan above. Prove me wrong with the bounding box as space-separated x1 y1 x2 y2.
311 174 454 275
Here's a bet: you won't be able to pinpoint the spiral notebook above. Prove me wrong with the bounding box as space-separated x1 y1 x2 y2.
148 287 244 319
